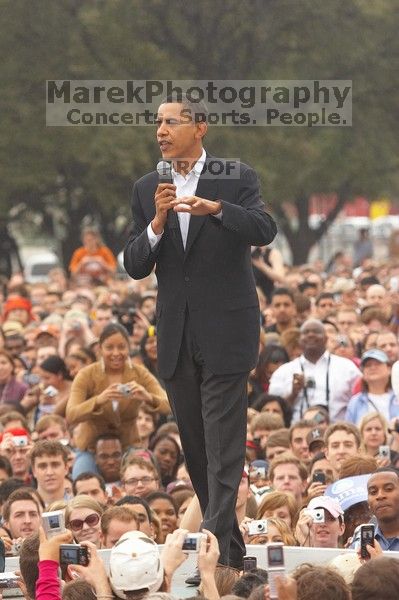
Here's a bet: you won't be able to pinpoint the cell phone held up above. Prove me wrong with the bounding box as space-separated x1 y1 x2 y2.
267 543 285 600
312 471 326 484
243 556 257 572
360 524 375 559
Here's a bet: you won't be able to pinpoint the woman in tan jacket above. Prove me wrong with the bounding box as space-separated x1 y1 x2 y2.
66 322 169 478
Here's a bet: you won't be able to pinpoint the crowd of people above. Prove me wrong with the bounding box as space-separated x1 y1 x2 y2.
0 235 399 598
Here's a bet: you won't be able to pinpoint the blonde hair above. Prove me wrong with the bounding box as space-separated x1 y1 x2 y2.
65 496 104 526
359 411 388 448
47 500 68 512
247 516 297 546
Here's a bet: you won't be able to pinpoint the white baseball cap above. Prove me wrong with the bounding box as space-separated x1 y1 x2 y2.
109 531 164 599
308 495 344 520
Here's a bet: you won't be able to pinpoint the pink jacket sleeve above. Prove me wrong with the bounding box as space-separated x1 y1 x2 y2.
36 560 61 600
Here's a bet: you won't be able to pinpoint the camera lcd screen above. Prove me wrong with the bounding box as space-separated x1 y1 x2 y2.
60 548 79 564
268 546 284 567
49 516 60 528
182 537 198 551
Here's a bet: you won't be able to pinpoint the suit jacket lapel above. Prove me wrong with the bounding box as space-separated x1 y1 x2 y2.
166 209 185 256
184 161 218 258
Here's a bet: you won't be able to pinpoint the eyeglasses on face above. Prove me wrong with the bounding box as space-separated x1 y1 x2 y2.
124 476 156 486
69 513 100 531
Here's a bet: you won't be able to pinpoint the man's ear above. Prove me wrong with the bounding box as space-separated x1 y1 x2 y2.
195 121 207 140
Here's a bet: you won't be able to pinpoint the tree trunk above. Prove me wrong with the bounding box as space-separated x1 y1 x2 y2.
274 185 350 265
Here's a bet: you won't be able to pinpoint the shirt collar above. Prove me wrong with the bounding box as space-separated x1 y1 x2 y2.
172 148 206 180
301 350 329 365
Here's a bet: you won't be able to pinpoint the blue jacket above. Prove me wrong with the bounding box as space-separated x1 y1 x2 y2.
345 390 399 425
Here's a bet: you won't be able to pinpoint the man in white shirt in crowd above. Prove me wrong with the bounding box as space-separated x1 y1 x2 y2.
269 318 360 423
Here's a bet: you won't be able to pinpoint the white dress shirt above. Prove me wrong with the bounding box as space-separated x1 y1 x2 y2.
147 148 221 249
268 351 361 423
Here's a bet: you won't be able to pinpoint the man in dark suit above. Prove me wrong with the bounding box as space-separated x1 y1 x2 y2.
124 95 277 568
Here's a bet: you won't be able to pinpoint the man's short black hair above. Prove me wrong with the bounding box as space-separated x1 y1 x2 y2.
115 495 152 522
271 287 295 303
94 432 122 446
298 281 317 293
72 471 106 495
231 569 269 598
316 292 335 305
360 275 380 287
322 319 339 332
369 466 399 479
0 478 25 505
161 92 208 123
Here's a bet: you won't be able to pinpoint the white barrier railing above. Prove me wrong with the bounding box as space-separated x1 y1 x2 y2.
4 545 399 599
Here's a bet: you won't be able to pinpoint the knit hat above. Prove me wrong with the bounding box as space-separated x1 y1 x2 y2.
2 296 33 322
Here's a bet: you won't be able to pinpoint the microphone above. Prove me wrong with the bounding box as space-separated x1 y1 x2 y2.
156 160 177 231
157 160 190 216
157 160 172 183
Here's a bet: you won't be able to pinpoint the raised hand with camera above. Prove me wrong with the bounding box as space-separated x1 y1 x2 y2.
161 528 190 591
38 526 73 562
287 373 305 405
95 383 130 407
198 529 220 600
294 508 313 547
68 540 113 597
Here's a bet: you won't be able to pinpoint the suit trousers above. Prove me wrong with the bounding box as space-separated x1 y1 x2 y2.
163 310 248 568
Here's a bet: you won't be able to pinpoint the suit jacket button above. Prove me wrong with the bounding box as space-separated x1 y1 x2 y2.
184 276 190 282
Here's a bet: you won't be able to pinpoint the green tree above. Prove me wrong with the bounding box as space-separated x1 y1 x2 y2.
0 0 398 266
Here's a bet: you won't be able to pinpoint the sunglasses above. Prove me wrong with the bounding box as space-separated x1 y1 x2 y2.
69 513 100 531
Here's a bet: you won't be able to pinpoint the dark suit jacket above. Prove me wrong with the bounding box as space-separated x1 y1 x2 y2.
124 155 277 379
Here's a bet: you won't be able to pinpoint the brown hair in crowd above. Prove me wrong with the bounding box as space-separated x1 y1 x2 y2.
257 490 300 528
100 505 140 535
121 456 159 481
30 440 69 466
292 564 350 600
19 533 40 600
268 452 308 482
324 422 361 449
3 488 41 522
62 580 96 600
250 412 284 435
266 429 290 449
35 414 68 435
338 454 378 479
351 557 399 600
